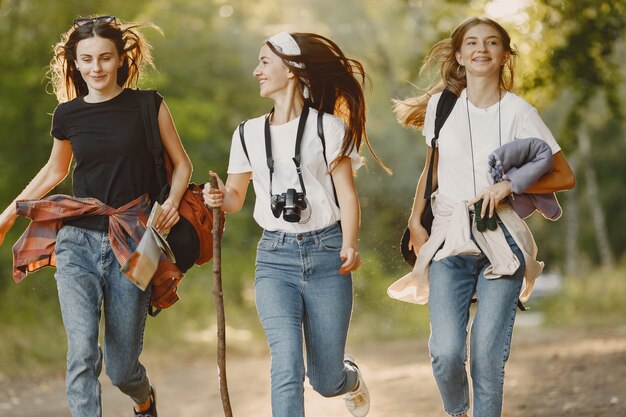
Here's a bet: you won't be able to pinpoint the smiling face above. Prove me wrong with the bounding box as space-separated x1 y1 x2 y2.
74 36 123 96
455 23 509 79
253 43 294 99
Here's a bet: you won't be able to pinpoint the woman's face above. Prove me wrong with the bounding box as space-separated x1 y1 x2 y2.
456 23 509 79
253 44 293 99
74 36 123 95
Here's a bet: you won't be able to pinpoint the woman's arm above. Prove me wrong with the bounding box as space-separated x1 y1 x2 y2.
156 100 193 231
203 171 251 213
331 156 361 274
0 139 73 245
469 151 576 218
407 146 438 255
525 151 575 194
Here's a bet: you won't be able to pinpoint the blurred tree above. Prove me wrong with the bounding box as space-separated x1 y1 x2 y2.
524 0 626 271
1 0 626 377
0 0 625 333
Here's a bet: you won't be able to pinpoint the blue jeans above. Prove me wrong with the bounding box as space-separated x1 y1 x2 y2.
255 223 358 417
54 225 152 417
428 222 525 417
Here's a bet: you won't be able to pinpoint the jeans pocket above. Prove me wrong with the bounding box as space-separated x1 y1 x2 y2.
318 233 342 251
54 225 75 257
257 235 279 251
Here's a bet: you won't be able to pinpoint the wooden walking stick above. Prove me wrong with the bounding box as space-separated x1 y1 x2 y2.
210 176 233 417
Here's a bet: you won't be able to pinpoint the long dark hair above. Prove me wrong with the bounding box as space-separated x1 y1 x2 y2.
394 17 518 129
267 33 390 173
48 16 160 103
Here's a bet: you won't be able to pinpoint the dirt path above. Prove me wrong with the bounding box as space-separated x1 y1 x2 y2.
1 326 625 417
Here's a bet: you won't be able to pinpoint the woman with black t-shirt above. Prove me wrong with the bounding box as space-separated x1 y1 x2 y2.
0 16 191 417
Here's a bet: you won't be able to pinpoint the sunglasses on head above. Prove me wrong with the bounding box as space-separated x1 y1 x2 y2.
73 15 116 27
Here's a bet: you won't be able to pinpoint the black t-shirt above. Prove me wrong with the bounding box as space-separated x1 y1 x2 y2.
51 89 163 231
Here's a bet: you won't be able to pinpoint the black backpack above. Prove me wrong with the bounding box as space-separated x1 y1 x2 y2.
400 89 458 266
397 90 527 311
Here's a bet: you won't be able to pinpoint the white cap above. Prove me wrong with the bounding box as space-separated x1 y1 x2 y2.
267 32 304 69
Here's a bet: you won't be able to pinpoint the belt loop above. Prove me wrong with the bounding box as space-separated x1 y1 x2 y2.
312 229 320 245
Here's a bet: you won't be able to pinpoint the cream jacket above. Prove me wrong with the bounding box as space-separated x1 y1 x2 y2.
387 193 544 304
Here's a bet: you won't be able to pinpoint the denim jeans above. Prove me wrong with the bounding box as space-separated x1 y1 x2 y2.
255 223 358 417
428 222 525 417
54 225 152 417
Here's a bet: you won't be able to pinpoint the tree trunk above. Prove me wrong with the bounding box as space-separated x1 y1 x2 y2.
579 129 614 268
565 151 579 276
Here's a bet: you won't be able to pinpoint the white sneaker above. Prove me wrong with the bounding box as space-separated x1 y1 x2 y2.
343 356 370 417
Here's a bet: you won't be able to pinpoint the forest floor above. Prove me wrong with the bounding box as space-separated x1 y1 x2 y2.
1 324 625 417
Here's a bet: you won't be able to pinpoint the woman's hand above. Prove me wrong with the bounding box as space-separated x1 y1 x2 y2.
468 181 513 218
339 247 361 275
408 216 430 256
203 171 225 208
0 211 17 246
154 200 180 233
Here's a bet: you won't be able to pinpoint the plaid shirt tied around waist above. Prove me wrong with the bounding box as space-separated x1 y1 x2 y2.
11 194 182 309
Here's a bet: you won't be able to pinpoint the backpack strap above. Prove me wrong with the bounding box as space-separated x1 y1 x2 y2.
317 111 340 208
237 112 340 208
238 120 249 162
139 90 169 202
424 88 458 200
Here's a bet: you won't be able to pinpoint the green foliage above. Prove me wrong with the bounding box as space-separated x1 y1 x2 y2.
143 261 266 359
350 252 431 342
0 270 66 378
525 0 626 146
537 265 626 328
576 118 626 261
1 0 625 379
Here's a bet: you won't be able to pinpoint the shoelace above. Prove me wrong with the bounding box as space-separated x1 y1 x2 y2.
345 395 365 409
344 387 365 408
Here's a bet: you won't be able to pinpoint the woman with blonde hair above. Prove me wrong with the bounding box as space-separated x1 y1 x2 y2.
390 17 575 417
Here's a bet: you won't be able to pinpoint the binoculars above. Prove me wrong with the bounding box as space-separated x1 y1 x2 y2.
474 199 498 232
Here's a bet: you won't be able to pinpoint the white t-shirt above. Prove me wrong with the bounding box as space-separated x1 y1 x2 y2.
423 89 561 202
228 108 363 232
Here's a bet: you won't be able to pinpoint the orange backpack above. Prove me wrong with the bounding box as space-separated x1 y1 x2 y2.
139 90 224 314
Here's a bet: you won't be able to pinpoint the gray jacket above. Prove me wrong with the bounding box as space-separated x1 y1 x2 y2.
488 137 562 220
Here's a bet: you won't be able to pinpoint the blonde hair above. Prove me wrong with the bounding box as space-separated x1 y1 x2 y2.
393 17 518 129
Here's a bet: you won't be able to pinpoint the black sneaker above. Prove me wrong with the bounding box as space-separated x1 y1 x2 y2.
134 385 157 417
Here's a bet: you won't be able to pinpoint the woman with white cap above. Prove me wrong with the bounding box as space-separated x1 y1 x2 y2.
204 32 387 417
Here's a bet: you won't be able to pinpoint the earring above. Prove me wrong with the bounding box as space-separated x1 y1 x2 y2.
299 77 310 99
457 64 464 76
